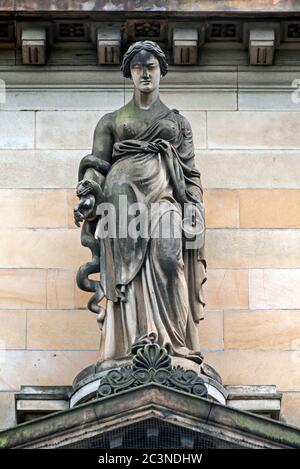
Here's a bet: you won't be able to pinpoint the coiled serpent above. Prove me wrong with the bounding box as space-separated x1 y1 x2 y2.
75 179 106 329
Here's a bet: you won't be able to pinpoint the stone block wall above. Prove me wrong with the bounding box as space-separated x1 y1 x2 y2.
1 63 300 430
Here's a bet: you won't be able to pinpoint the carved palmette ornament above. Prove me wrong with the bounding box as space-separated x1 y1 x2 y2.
98 343 208 398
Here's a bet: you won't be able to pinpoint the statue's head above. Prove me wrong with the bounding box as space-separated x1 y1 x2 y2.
121 41 168 94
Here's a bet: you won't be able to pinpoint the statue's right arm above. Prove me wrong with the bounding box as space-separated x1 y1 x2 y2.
74 113 114 226
82 113 114 185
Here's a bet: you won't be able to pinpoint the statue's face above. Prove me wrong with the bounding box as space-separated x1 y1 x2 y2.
130 50 161 94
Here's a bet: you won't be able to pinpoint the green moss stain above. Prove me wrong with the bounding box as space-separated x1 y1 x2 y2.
232 413 300 446
115 100 136 132
0 433 9 448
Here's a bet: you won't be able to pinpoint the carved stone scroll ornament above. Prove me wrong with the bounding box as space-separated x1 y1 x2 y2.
98 343 208 399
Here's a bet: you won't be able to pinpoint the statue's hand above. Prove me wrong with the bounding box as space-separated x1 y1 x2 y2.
74 193 96 227
153 138 171 152
74 178 105 227
182 204 205 243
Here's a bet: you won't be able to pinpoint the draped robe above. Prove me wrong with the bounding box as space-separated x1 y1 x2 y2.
91 108 206 364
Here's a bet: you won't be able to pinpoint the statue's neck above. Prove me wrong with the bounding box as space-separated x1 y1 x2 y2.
133 88 160 110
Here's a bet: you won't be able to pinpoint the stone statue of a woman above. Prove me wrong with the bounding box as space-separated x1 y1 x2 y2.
74 41 206 367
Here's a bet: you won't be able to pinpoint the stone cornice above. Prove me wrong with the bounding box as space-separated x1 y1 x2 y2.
1 385 300 449
1 66 300 92
1 7 300 67
1 1 300 15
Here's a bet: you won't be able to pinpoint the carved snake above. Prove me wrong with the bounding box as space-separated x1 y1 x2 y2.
75 179 106 329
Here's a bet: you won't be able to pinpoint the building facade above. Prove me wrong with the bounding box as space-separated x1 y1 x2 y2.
1 1 300 434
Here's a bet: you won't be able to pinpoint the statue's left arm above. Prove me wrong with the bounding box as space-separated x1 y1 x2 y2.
178 115 204 202
177 114 207 323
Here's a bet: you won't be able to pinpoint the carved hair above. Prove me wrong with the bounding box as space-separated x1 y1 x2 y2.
121 40 168 78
